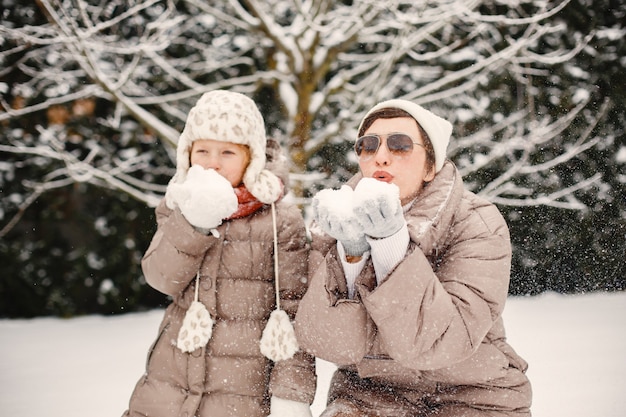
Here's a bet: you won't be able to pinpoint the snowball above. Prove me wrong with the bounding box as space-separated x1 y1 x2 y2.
314 185 356 220
353 177 400 209
312 185 364 242
352 178 404 238
174 166 238 230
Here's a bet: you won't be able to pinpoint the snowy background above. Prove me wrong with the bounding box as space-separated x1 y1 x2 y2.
1 290 625 417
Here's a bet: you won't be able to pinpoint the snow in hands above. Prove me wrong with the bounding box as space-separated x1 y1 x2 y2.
353 178 404 239
168 166 238 231
312 178 403 247
313 185 364 242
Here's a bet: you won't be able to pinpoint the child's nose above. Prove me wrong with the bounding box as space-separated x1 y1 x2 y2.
205 153 222 170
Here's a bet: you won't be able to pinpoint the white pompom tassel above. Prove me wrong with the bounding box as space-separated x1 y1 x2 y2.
260 309 299 361
259 202 298 362
177 273 214 353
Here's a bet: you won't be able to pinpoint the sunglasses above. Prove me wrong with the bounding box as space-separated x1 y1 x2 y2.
354 133 424 160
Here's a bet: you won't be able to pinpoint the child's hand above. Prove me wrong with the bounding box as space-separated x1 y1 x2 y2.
168 166 238 230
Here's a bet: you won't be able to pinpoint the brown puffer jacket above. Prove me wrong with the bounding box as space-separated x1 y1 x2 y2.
296 161 531 416
123 198 316 417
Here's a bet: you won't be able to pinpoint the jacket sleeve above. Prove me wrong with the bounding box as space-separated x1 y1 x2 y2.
268 202 317 404
141 199 218 296
295 229 376 366
359 202 512 371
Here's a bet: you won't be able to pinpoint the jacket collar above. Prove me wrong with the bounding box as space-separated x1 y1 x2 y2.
348 160 464 255
404 160 464 255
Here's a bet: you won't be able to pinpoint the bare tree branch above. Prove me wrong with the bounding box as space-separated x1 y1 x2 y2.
0 0 605 234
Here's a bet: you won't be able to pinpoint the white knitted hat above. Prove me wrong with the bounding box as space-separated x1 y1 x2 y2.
357 99 453 173
166 90 282 207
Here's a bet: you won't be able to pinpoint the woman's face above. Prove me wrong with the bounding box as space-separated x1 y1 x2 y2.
189 139 250 187
357 117 435 205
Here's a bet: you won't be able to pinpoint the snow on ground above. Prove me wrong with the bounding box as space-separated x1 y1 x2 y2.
1 291 625 416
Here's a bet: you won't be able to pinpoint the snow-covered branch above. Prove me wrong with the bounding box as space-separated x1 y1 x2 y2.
0 0 605 222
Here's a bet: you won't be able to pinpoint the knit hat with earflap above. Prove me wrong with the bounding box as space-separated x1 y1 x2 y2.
165 90 283 209
357 99 453 173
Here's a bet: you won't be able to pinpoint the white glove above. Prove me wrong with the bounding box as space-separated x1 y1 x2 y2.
168 166 238 230
353 178 405 239
268 396 312 417
312 185 370 256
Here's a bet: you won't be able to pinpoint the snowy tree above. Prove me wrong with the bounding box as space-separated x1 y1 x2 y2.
1 0 624 315
1 0 607 211
498 0 626 295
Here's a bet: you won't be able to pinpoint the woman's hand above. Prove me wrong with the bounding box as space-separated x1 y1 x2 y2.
353 178 405 239
312 185 370 256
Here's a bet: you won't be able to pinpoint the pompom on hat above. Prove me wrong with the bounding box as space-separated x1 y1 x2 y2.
357 99 453 173
166 90 283 208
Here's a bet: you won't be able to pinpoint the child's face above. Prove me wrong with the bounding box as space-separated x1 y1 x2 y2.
190 139 250 187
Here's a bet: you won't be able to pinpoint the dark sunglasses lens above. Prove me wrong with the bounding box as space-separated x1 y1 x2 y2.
355 135 380 155
387 134 414 154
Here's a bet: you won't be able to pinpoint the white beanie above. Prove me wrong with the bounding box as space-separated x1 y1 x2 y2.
357 99 452 173
166 90 282 206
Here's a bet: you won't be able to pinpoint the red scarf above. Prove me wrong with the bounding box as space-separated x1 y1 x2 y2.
227 185 265 220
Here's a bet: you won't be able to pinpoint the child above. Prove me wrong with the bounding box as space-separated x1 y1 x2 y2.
123 90 316 417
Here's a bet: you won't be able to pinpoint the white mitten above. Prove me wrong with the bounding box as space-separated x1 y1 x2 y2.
176 300 213 353
353 178 405 239
260 309 299 362
168 166 238 230
312 185 370 256
267 396 313 417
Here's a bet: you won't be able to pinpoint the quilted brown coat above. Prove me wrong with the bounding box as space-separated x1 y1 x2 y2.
123 198 316 417
296 161 531 416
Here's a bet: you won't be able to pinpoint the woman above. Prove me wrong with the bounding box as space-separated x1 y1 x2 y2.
295 99 532 416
